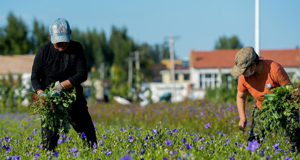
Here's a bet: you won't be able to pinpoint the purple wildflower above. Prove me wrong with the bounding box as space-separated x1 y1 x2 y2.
165 140 172 146
273 143 280 150
6 146 11 152
129 135 134 142
34 152 39 159
229 155 235 160
284 156 293 160
141 148 145 155
259 148 265 155
105 150 112 155
186 144 193 150
25 150 30 155
144 136 148 141
127 149 131 154
182 137 186 144
99 139 103 145
273 143 280 154
121 155 131 160
53 151 59 158
80 133 86 139
246 140 260 152
94 142 97 149
103 134 107 139
163 157 168 160
152 144 156 148
73 152 79 157
14 155 21 160
61 135 66 143
120 128 125 132
68 147 78 153
4 136 11 143
193 136 198 142
32 129 36 135
152 129 158 134
48 155 52 159
225 139 229 143
200 144 205 149
173 129 177 133
6 156 12 160
150 135 154 140
205 123 210 129
37 145 42 149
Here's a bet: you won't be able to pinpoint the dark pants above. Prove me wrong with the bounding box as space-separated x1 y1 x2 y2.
41 104 97 151
248 106 300 152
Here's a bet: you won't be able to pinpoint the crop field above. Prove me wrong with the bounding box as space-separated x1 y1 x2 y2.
0 101 298 159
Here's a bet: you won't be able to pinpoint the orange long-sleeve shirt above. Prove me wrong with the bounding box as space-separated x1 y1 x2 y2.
237 60 291 109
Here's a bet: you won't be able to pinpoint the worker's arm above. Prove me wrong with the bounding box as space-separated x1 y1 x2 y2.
237 90 248 131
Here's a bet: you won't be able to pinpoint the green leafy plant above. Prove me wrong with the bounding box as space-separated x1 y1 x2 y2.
31 85 76 134
257 84 300 137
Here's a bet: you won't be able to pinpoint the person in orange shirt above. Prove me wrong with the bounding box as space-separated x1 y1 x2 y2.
231 46 300 150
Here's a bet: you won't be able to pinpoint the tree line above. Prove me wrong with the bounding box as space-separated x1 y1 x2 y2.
0 12 171 83
0 12 244 99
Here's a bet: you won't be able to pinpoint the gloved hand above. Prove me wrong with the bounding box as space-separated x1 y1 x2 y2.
37 91 46 98
51 81 64 97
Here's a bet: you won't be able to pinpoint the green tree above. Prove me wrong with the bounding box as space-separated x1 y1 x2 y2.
31 18 49 54
0 12 30 55
214 35 243 50
109 26 134 68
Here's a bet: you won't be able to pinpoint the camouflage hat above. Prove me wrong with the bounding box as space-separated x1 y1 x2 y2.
231 46 257 77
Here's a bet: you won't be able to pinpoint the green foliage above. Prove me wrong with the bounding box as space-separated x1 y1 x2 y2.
109 26 134 68
0 73 31 111
214 35 243 50
205 73 254 103
31 86 76 134
256 85 300 137
2 101 300 159
0 12 30 55
31 18 48 54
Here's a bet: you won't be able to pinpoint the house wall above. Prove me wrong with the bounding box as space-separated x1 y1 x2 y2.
161 72 190 84
143 82 190 102
284 67 300 82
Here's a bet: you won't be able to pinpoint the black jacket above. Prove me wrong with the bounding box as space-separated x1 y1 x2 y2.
31 40 87 105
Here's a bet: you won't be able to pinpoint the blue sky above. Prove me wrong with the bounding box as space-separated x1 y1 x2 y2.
1 0 299 59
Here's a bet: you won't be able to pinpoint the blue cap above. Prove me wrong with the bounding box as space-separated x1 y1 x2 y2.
49 18 71 43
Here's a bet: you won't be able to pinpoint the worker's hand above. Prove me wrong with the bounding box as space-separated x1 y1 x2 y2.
37 91 46 98
238 118 247 132
51 81 64 97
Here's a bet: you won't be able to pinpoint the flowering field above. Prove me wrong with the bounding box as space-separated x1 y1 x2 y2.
0 101 298 159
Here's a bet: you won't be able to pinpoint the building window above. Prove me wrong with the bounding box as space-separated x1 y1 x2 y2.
182 61 189 67
175 74 178 80
184 74 189 80
199 73 218 89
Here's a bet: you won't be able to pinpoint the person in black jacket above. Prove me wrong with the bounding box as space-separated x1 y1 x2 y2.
31 18 97 151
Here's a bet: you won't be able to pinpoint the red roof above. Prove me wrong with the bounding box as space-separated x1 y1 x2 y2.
190 48 300 68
